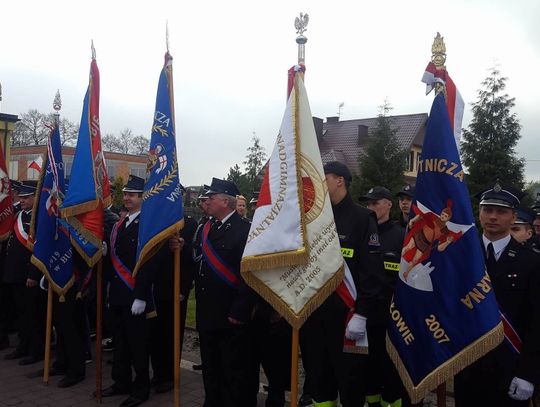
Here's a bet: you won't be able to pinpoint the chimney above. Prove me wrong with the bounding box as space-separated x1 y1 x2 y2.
326 116 339 123
358 125 368 145
313 117 323 139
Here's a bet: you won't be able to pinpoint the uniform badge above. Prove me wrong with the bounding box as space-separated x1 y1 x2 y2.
508 250 515 257
368 233 380 246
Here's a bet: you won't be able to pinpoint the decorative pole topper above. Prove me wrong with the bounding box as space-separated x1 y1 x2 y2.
431 32 447 96
53 90 62 124
294 12 309 65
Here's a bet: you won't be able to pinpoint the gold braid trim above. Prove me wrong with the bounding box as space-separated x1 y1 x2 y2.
386 322 504 404
30 255 76 302
242 264 344 330
240 249 309 273
143 155 178 201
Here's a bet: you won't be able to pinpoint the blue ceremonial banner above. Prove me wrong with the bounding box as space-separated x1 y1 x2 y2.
31 124 74 299
386 94 503 403
134 52 184 275
60 57 110 267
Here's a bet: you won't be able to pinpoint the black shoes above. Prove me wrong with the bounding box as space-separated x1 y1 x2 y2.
4 349 27 360
99 385 131 398
192 363 203 371
298 393 313 407
57 376 84 388
155 381 173 394
18 356 43 366
26 366 66 378
119 395 147 407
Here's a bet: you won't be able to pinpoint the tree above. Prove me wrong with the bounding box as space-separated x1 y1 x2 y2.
12 109 49 146
102 133 123 152
110 176 125 208
461 67 524 194
54 116 79 146
242 133 267 196
226 163 250 197
354 101 408 198
131 135 149 155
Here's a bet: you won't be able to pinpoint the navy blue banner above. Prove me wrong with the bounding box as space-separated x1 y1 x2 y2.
31 124 74 299
387 94 503 403
134 52 184 275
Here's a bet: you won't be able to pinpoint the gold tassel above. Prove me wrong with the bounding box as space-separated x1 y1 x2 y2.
386 323 503 404
241 249 309 273
59 295 65 302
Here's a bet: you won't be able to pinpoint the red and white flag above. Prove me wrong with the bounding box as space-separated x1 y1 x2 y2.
422 62 464 146
241 68 344 328
28 156 43 172
0 143 14 241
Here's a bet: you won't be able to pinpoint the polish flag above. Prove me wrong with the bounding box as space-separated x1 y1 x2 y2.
28 156 43 172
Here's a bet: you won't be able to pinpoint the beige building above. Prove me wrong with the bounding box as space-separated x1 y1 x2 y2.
316 113 427 185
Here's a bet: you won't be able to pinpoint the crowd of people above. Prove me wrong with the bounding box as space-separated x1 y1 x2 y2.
0 160 539 407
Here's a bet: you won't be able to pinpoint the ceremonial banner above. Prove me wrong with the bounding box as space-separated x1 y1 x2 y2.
241 69 344 328
0 142 14 241
422 61 464 146
133 53 183 275
60 56 110 266
31 124 74 299
386 94 503 403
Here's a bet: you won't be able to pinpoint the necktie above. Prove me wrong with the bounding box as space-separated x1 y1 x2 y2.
485 242 496 270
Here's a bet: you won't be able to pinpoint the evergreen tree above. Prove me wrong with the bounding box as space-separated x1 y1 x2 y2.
461 67 524 193
355 101 408 198
243 133 267 188
226 163 250 197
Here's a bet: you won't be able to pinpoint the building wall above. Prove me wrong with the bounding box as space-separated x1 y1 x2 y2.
9 145 147 182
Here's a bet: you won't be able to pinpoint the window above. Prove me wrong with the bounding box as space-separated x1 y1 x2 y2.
130 165 146 179
406 151 415 172
9 161 18 180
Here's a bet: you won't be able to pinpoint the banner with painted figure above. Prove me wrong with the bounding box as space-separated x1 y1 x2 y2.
241 67 344 328
133 52 184 275
386 93 503 403
60 55 110 266
31 123 74 299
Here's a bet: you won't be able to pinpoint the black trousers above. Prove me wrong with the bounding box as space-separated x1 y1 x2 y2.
109 305 151 400
252 317 292 407
11 284 46 358
365 320 408 405
300 297 367 407
53 289 86 379
454 347 530 407
199 324 258 407
150 297 188 384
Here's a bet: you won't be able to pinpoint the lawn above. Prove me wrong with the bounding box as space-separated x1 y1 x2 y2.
186 293 196 329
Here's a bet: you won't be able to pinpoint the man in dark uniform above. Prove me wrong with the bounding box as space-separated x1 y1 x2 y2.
454 182 540 406
150 184 198 393
299 162 384 407
510 208 538 249
193 177 256 407
99 175 157 407
10 179 22 213
396 185 415 228
359 186 407 407
2 183 46 365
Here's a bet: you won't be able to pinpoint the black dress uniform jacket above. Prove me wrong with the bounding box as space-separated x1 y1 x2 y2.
455 237 540 406
332 193 385 318
106 215 154 310
378 219 405 303
194 211 254 332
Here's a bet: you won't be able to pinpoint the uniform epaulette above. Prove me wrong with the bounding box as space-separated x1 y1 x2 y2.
241 217 252 225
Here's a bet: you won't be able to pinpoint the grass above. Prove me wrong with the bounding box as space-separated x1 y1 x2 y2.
186 293 196 329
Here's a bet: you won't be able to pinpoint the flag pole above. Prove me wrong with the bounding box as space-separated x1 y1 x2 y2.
288 14 309 407
43 285 53 384
431 32 447 407
166 23 183 407
96 259 103 403
43 91 62 385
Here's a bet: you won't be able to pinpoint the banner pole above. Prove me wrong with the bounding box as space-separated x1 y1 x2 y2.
43 285 53 384
437 383 446 407
174 245 181 406
95 259 103 403
290 326 300 407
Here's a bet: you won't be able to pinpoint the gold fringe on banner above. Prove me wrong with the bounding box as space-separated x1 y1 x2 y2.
241 249 308 273
60 199 100 219
30 255 76 302
63 215 103 267
386 322 503 404
242 264 344 330
343 344 369 355
132 219 184 277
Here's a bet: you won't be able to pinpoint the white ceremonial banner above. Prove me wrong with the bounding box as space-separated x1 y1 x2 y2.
241 72 344 328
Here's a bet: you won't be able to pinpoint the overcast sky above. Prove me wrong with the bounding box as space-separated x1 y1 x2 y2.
1 0 539 186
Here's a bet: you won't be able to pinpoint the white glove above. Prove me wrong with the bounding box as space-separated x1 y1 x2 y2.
508 377 534 401
102 241 108 257
131 299 146 315
345 314 367 341
39 276 48 291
